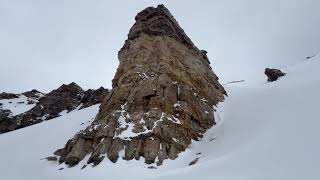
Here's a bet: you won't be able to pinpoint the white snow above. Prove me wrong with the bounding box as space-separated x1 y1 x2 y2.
59 110 68 116
171 115 181 124
0 57 320 179
0 95 36 116
137 72 149 80
114 102 146 140
115 103 182 139
200 98 208 103
114 103 154 140
173 103 180 108
167 115 181 124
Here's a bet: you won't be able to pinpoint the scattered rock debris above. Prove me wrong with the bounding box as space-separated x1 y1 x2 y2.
148 166 157 169
188 158 200 166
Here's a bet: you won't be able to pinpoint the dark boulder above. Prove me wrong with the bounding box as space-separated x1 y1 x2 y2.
265 68 286 82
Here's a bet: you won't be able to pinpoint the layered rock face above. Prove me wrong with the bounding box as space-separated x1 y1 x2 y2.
0 83 109 133
55 4 226 167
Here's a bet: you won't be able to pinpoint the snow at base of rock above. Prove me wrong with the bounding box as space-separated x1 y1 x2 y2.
0 56 320 180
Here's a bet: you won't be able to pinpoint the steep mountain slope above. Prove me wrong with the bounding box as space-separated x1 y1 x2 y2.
0 83 109 133
0 55 319 180
0 90 44 116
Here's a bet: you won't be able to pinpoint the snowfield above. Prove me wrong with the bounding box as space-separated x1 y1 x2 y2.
0 95 36 116
0 56 319 180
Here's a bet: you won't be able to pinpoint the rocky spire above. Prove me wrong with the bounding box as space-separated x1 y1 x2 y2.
54 4 226 167
126 4 197 51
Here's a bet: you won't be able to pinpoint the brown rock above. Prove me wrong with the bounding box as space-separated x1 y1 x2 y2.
0 83 109 134
80 87 109 109
107 138 124 163
124 139 139 160
64 138 93 166
143 137 161 164
265 68 286 82
54 4 226 167
88 137 112 165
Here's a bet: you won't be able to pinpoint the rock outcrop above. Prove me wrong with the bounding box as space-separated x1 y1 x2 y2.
22 89 44 104
265 68 286 82
80 87 109 109
0 83 109 134
17 82 85 128
0 109 12 132
0 92 19 100
0 90 44 133
54 5 226 167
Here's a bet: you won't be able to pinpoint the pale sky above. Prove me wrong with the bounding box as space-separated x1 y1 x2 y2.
1 0 319 93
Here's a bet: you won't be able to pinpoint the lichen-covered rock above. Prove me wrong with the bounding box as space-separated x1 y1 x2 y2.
55 4 226 167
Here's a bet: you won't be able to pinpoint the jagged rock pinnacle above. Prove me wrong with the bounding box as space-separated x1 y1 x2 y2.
54 4 226 167
127 4 197 51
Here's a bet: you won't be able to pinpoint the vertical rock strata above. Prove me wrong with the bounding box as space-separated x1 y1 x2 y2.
55 4 226 166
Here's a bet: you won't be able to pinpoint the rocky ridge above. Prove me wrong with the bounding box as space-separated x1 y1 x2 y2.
0 83 109 134
54 5 226 167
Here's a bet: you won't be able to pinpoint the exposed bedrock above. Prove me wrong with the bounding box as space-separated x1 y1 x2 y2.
0 83 109 134
55 4 226 167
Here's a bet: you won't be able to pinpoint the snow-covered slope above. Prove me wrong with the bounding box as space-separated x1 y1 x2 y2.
0 56 319 180
0 95 36 116
0 91 44 117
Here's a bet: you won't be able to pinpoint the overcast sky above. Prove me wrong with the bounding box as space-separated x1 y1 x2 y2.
1 0 319 93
